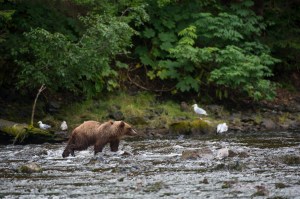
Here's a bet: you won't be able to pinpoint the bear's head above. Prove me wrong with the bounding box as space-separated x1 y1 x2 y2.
113 121 138 137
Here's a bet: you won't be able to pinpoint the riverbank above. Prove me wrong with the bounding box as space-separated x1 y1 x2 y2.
0 88 300 144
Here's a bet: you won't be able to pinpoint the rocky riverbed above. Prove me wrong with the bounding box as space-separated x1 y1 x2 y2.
0 131 300 198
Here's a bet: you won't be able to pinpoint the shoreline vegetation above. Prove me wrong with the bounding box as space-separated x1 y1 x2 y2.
1 91 299 144
1 1 300 144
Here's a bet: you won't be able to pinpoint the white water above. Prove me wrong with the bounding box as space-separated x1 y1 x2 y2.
0 132 300 198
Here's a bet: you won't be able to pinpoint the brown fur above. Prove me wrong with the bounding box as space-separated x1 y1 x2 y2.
62 120 137 158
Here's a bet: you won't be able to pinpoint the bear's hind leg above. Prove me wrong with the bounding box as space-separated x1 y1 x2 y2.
70 149 75 156
110 140 120 152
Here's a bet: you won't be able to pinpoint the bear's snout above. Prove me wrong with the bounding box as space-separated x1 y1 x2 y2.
128 129 138 136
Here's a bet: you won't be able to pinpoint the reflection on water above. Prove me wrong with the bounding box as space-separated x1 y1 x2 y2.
0 132 300 198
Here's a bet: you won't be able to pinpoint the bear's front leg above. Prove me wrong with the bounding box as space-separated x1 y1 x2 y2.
110 140 120 152
94 141 106 155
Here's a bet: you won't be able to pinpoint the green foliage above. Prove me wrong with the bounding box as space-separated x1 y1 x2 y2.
1 0 299 102
0 9 15 43
0 0 81 88
263 1 300 72
14 15 135 97
134 0 279 100
210 46 278 100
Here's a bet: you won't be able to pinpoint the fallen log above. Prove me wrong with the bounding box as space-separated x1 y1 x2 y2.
0 119 65 144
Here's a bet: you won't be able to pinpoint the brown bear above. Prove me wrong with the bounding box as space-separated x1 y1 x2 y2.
62 120 137 158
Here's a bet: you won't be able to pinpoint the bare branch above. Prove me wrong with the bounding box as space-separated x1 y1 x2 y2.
126 69 175 92
31 84 46 127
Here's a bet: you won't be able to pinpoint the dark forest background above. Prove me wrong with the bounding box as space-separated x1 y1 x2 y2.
1 0 299 103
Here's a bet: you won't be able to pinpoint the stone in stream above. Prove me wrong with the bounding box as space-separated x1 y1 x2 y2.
18 162 42 173
181 147 214 160
216 147 229 160
169 119 215 136
252 185 269 197
261 118 276 130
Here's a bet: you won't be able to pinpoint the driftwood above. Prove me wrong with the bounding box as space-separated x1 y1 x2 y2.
0 119 65 144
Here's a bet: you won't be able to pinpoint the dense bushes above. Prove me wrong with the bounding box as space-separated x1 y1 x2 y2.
0 0 299 100
15 15 135 97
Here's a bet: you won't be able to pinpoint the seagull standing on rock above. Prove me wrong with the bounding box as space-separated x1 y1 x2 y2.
217 123 228 134
192 104 208 119
38 121 51 130
60 121 68 131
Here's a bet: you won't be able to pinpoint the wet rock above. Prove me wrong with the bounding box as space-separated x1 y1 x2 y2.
285 104 300 113
87 158 98 165
190 120 214 135
228 161 245 171
213 163 226 170
18 162 42 173
119 151 132 156
237 151 249 158
182 150 200 160
229 113 241 122
169 121 191 135
221 180 236 189
229 124 243 132
118 177 125 182
280 155 300 165
228 149 238 158
253 185 269 197
169 119 214 136
261 118 276 130
279 119 295 130
181 147 213 160
144 181 166 192
180 101 190 112
216 147 229 160
108 108 124 121
241 114 255 123
36 149 48 156
202 178 209 184
275 182 288 189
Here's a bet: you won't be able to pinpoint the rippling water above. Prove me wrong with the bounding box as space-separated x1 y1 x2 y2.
0 132 300 198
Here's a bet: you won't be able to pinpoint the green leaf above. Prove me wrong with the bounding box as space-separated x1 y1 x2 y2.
116 61 128 69
143 28 156 38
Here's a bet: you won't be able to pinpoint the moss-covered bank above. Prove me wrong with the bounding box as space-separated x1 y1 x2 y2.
0 119 65 144
1 91 300 144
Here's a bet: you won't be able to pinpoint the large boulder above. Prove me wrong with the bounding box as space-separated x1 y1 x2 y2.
261 118 276 131
169 119 215 136
18 162 42 173
181 147 214 160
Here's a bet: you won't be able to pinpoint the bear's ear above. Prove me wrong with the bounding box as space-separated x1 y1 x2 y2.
119 121 125 128
108 120 114 125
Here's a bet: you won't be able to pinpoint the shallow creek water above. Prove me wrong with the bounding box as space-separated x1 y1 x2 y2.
0 132 300 198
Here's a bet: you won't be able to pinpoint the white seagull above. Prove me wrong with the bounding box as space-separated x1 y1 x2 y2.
192 104 208 119
60 121 68 131
38 121 51 130
217 123 228 134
